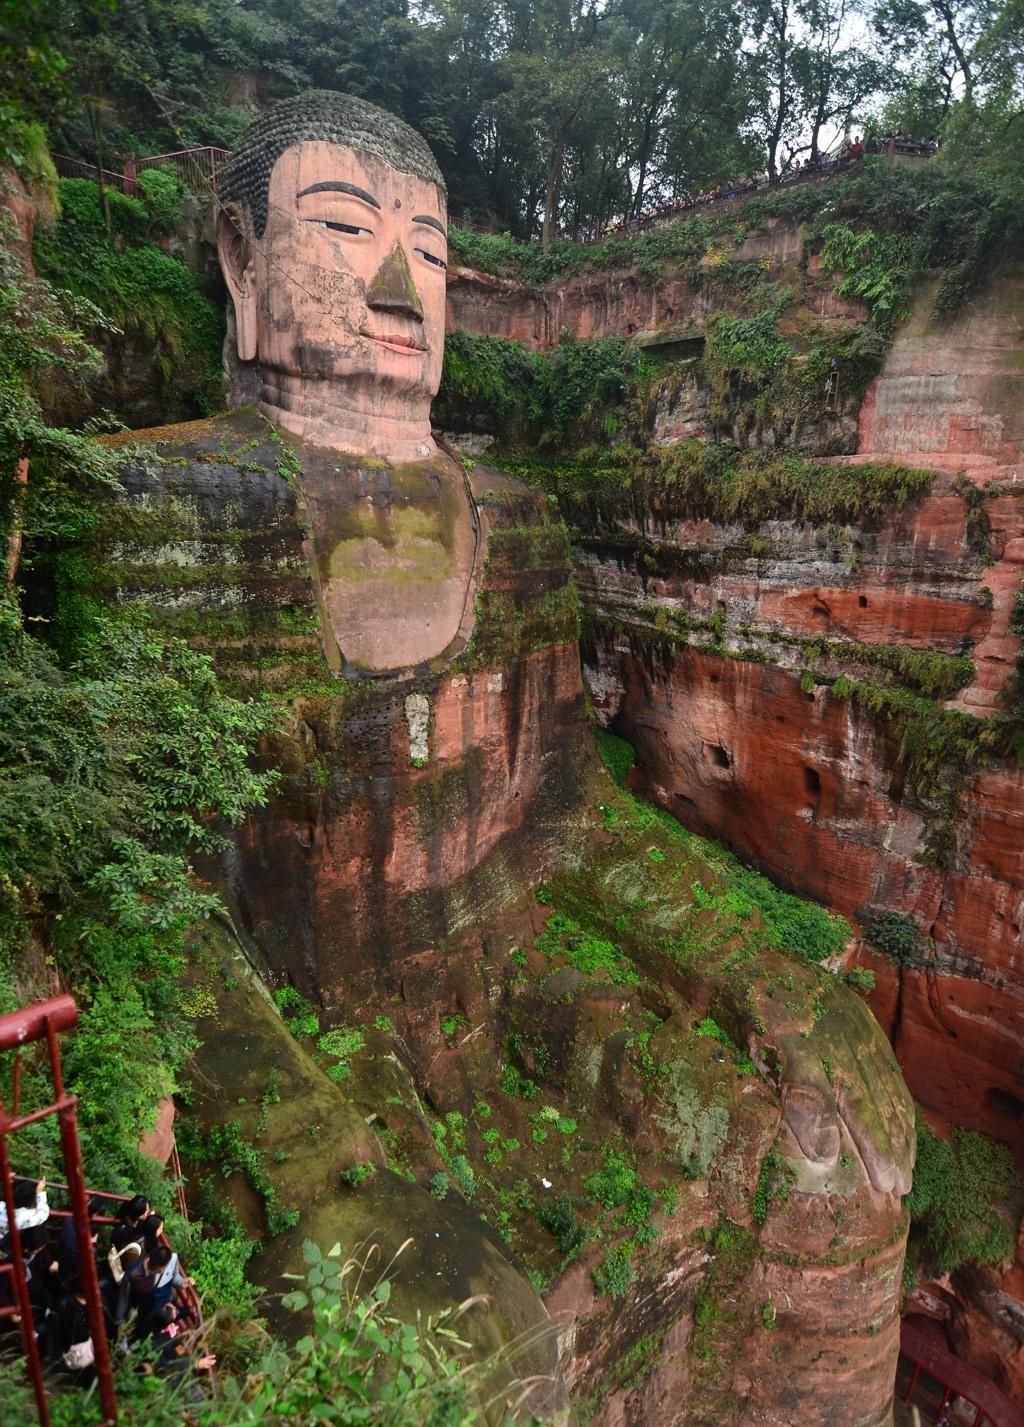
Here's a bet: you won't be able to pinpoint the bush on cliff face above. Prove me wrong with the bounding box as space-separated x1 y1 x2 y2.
906 1118 1023 1274
448 209 739 283
452 161 1024 331
136 167 184 234
867 912 927 966
502 442 935 529
440 329 653 447
33 177 223 415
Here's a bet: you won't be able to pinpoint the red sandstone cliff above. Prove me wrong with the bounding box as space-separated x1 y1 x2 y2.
569 264 1024 1402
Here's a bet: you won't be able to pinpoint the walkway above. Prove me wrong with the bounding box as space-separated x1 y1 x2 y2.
897 1318 1024 1427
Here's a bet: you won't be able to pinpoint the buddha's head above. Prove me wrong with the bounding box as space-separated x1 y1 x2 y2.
219 92 448 451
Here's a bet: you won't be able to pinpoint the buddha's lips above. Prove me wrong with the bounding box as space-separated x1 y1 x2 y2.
361 329 426 355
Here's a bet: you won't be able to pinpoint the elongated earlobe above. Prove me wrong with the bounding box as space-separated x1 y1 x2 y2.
218 209 258 362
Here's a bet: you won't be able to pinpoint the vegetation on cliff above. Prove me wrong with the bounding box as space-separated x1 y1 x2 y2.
0 224 272 1218
449 159 1024 331
440 330 654 448
497 442 936 529
906 1117 1024 1275
33 176 224 417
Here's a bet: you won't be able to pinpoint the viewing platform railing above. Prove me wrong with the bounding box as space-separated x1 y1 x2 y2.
0 997 201 1427
897 1318 1024 1427
53 146 229 198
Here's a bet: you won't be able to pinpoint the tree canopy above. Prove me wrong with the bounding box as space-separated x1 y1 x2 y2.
2 0 1018 241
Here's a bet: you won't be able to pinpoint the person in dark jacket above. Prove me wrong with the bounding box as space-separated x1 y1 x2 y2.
56 1274 95 1385
57 1195 103 1286
110 1196 151 1252
100 1241 142 1338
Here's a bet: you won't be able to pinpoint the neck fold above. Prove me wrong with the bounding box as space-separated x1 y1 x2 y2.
259 374 436 463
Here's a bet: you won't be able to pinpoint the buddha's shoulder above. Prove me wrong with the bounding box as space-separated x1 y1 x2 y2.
100 406 298 523
101 405 276 465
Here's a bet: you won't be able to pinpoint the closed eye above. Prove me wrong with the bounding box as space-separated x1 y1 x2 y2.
415 247 447 270
305 219 373 237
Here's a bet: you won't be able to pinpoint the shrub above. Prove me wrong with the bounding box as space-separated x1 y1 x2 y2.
449 1154 476 1199
592 1242 635 1298
845 965 876 993
597 729 636 787
340 1161 377 1188
137 167 183 233
867 912 925 966
318 1025 366 1059
906 1118 1023 1273
191 1233 259 1315
586 1150 638 1208
274 986 320 1039
536 1193 588 1259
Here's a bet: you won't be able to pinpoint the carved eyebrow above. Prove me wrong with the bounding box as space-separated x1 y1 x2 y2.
296 181 381 210
413 215 446 236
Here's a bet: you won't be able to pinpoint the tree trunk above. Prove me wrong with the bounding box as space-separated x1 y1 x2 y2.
90 106 112 237
935 0 973 100
542 134 566 251
6 456 29 587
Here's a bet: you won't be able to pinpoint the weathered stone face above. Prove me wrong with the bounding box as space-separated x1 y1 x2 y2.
214 105 472 664
256 144 446 404
221 135 448 461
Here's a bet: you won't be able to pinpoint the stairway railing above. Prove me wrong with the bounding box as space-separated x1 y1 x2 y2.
0 998 201 1426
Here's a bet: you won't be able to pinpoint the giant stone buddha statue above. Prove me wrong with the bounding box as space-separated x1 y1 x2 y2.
93 95 915 1427
99 92 584 996
95 93 582 1416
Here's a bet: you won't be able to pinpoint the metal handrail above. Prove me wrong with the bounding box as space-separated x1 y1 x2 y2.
0 998 116 1425
898 1319 1024 1427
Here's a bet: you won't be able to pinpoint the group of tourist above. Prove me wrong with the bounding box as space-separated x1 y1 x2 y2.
586 131 940 239
0 1176 214 1391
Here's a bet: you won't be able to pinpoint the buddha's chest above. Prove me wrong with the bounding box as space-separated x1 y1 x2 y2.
296 450 480 674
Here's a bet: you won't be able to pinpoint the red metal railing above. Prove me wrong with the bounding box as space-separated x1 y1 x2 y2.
52 147 228 198
136 146 228 195
52 153 131 192
0 997 117 1426
897 1319 1024 1427
0 998 202 1426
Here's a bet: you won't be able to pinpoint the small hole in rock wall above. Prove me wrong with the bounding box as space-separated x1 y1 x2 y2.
704 743 731 769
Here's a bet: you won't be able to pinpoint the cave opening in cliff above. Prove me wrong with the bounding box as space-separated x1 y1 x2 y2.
804 766 821 796
704 741 732 768
986 1087 1024 1121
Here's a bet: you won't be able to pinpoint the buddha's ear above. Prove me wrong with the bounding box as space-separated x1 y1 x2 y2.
218 206 258 362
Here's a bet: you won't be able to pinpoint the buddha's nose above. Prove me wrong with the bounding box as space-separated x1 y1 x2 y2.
366 242 424 322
